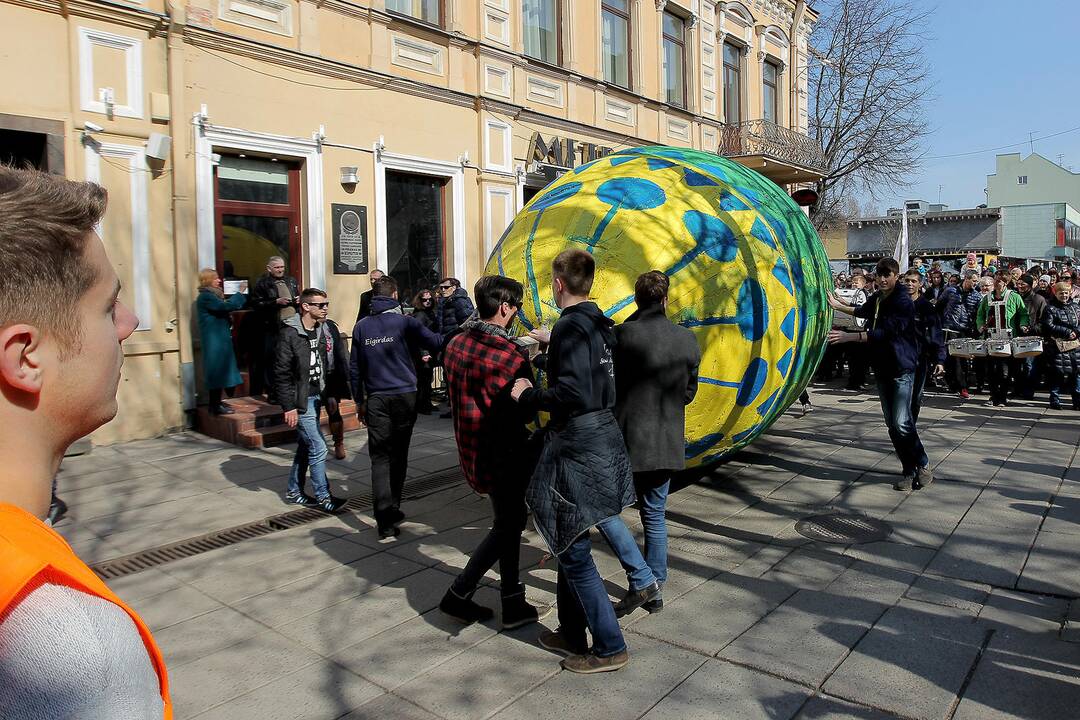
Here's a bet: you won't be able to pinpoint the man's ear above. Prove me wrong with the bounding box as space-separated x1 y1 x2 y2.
0 324 45 395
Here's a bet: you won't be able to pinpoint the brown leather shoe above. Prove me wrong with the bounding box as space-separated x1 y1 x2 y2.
538 629 587 657
561 650 630 674
334 442 347 460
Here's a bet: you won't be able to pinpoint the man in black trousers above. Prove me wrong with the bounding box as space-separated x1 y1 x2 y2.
350 277 442 538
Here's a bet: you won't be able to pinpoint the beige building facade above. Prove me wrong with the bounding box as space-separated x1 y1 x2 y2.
0 0 824 444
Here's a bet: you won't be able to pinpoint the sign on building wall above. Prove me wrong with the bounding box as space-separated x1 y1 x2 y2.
528 132 617 169
331 203 368 274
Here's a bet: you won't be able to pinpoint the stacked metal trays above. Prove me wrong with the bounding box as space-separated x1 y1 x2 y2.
948 339 988 358
1011 336 1043 357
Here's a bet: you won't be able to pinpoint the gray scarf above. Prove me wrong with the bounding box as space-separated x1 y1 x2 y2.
460 313 529 348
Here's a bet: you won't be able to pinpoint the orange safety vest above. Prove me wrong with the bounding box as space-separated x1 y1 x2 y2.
0 503 172 719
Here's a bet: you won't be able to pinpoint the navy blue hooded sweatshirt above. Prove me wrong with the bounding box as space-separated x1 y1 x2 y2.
350 295 442 400
853 288 919 377
519 301 616 424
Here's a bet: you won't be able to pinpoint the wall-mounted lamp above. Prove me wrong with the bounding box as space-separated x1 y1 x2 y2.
340 166 359 186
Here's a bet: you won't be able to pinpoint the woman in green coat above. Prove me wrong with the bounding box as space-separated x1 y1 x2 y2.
196 268 247 414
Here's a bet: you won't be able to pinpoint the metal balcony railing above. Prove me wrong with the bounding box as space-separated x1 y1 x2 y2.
718 120 827 175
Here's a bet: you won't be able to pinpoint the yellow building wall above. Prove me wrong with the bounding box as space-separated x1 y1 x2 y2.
0 0 817 444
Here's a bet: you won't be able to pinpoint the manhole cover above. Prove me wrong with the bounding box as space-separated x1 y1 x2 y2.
794 513 891 544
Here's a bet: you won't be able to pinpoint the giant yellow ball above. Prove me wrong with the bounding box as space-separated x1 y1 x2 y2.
487 147 831 465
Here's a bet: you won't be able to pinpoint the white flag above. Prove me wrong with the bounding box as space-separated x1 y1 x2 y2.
893 207 910 273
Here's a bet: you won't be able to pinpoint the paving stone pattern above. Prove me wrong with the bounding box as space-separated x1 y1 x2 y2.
51 385 1080 719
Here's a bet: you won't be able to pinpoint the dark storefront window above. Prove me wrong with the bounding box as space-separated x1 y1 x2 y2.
385 170 446 302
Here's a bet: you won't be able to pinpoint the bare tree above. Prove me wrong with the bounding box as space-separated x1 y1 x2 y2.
807 0 933 229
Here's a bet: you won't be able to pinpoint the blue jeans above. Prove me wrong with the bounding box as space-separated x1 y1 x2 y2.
878 372 928 476
288 396 330 500
597 472 670 588
1018 356 1038 399
911 361 927 425
1048 370 1080 407
556 533 626 657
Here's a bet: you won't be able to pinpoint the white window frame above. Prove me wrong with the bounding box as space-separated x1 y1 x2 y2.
373 147 466 286
78 27 144 119
84 141 152 331
194 118 327 289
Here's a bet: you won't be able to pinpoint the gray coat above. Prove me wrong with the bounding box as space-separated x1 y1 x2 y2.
614 304 701 472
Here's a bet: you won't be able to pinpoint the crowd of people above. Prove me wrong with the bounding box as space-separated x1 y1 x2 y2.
823 251 1080 411
194 248 706 674
8 163 1080 719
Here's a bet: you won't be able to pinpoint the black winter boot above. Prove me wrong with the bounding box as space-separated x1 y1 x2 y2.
500 585 552 630
439 587 494 624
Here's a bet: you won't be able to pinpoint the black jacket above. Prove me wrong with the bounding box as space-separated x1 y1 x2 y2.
853 289 919 377
274 315 328 413
913 295 946 365
1042 300 1080 376
1020 290 1047 335
526 410 634 555
355 289 374 323
436 288 476 339
613 304 701 472
519 301 616 424
941 285 982 334
251 273 299 328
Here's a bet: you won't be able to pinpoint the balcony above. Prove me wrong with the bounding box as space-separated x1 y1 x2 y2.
718 120 828 185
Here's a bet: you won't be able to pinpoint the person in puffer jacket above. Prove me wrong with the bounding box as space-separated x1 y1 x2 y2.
1042 281 1080 410
939 270 983 397
510 248 639 675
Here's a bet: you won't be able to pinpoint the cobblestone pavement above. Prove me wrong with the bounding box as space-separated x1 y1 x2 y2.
54 382 1080 720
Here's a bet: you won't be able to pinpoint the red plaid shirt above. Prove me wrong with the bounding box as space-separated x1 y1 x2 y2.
443 327 533 493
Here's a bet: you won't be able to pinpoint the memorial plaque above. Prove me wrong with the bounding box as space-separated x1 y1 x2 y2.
332 203 368 274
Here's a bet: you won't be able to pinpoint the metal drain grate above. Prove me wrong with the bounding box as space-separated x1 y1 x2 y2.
794 513 892 544
90 466 466 580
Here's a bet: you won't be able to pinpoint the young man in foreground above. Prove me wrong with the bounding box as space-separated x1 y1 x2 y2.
0 167 171 718
277 288 348 513
512 248 637 674
828 258 930 492
439 275 551 629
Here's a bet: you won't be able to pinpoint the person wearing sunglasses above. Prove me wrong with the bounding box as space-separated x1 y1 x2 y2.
435 277 476 342
828 257 931 492
438 275 551 630
276 288 347 513
410 290 439 415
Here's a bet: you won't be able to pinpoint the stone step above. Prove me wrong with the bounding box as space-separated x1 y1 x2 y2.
196 396 360 449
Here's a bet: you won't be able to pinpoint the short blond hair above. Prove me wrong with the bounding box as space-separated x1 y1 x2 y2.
0 166 105 354
198 268 218 289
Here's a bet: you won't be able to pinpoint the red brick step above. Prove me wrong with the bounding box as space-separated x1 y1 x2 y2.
196 396 361 449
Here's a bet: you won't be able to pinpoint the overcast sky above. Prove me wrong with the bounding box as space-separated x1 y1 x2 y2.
869 0 1080 213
